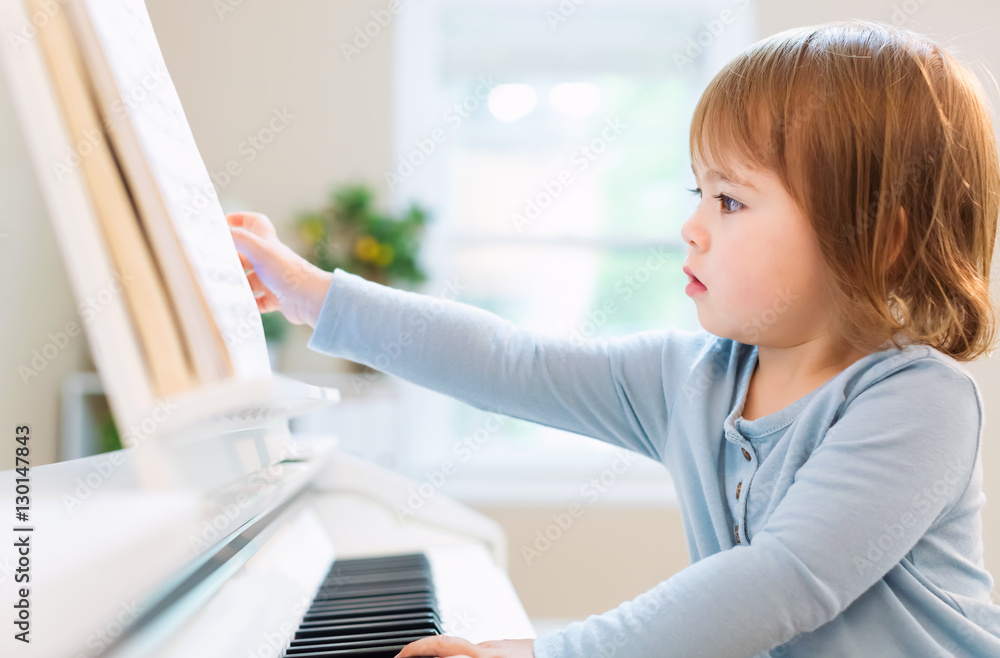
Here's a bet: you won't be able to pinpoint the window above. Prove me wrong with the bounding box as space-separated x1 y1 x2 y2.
387 0 755 504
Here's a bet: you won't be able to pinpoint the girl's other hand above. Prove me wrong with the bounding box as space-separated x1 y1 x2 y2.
226 211 333 327
394 635 535 658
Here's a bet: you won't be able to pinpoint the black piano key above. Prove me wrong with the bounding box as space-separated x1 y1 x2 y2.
302 603 438 623
297 611 440 629
306 594 433 613
294 615 441 640
286 630 439 653
305 602 435 619
280 553 443 658
308 594 438 615
311 585 433 603
285 644 427 657
319 568 432 580
288 628 435 649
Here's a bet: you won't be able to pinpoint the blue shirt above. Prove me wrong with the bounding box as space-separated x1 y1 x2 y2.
306 268 1000 657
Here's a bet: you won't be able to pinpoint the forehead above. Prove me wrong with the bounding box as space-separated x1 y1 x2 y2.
690 160 761 193
689 98 777 195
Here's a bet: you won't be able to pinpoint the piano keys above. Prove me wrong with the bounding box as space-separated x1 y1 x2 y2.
285 552 443 657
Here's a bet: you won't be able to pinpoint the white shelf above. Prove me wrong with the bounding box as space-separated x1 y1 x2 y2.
58 370 343 491
147 373 341 444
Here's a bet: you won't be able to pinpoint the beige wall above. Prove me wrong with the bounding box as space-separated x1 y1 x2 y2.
475 506 690 619
0 56 95 471
142 0 396 376
0 0 997 620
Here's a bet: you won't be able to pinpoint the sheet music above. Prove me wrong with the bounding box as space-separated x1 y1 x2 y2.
80 0 271 381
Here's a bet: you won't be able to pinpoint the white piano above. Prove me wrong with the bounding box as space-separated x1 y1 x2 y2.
0 375 535 657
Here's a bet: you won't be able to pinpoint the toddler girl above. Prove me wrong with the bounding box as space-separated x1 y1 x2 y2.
229 19 1000 658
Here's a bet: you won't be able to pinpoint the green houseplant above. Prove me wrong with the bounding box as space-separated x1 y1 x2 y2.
296 184 429 288
260 310 289 369
295 184 430 373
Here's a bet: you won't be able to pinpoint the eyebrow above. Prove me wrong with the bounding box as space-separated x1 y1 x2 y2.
690 163 759 193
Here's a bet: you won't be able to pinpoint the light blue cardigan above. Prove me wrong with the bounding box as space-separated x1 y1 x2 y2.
307 268 1000 658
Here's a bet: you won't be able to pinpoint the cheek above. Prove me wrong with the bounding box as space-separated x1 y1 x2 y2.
777 230 826 288
754 232 826 314
712 246 776 307
721 228 818 314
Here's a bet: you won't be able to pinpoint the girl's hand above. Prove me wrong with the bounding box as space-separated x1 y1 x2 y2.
395 636 535 658
226 211 333 327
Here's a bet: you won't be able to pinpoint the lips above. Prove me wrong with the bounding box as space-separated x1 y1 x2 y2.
682 265 703 286
683 264 707 297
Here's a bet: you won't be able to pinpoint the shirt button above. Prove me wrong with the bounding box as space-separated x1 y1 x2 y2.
736 481 742 499
735 525 741 543
742 448 752 461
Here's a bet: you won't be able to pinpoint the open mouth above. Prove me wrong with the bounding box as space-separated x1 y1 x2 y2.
683 266 707 294
683 265 704 286
685 277 707 296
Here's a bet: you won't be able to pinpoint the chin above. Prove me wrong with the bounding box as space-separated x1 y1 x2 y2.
695 312 752 345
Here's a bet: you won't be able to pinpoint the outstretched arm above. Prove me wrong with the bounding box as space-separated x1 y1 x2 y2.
227 209 714 461
305 267 712 463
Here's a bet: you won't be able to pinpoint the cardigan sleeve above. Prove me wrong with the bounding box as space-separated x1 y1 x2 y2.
306 268 713 463
530 356 982 657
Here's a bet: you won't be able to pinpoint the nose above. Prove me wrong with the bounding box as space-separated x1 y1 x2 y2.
680 210 707 252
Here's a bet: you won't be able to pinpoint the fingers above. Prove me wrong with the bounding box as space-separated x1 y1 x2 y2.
235 250 281 313
237 251 254 274
246 270 274 299
396 635 478 657
229 226 272 266
226 211 276 239
254 287 281 314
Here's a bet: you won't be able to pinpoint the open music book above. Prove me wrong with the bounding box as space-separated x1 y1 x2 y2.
4 0 274 434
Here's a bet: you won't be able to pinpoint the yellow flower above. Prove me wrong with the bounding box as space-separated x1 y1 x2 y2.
354 235 379 261
374 244 395 267
300 216 325 243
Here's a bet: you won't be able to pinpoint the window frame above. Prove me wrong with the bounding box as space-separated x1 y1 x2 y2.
386 0 755 506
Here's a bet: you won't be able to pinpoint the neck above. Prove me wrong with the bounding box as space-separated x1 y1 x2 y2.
753 334 871 392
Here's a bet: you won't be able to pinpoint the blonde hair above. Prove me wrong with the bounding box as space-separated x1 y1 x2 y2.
689 20 1000 362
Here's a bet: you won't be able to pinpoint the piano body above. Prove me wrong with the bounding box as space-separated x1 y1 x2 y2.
0 377 536 657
